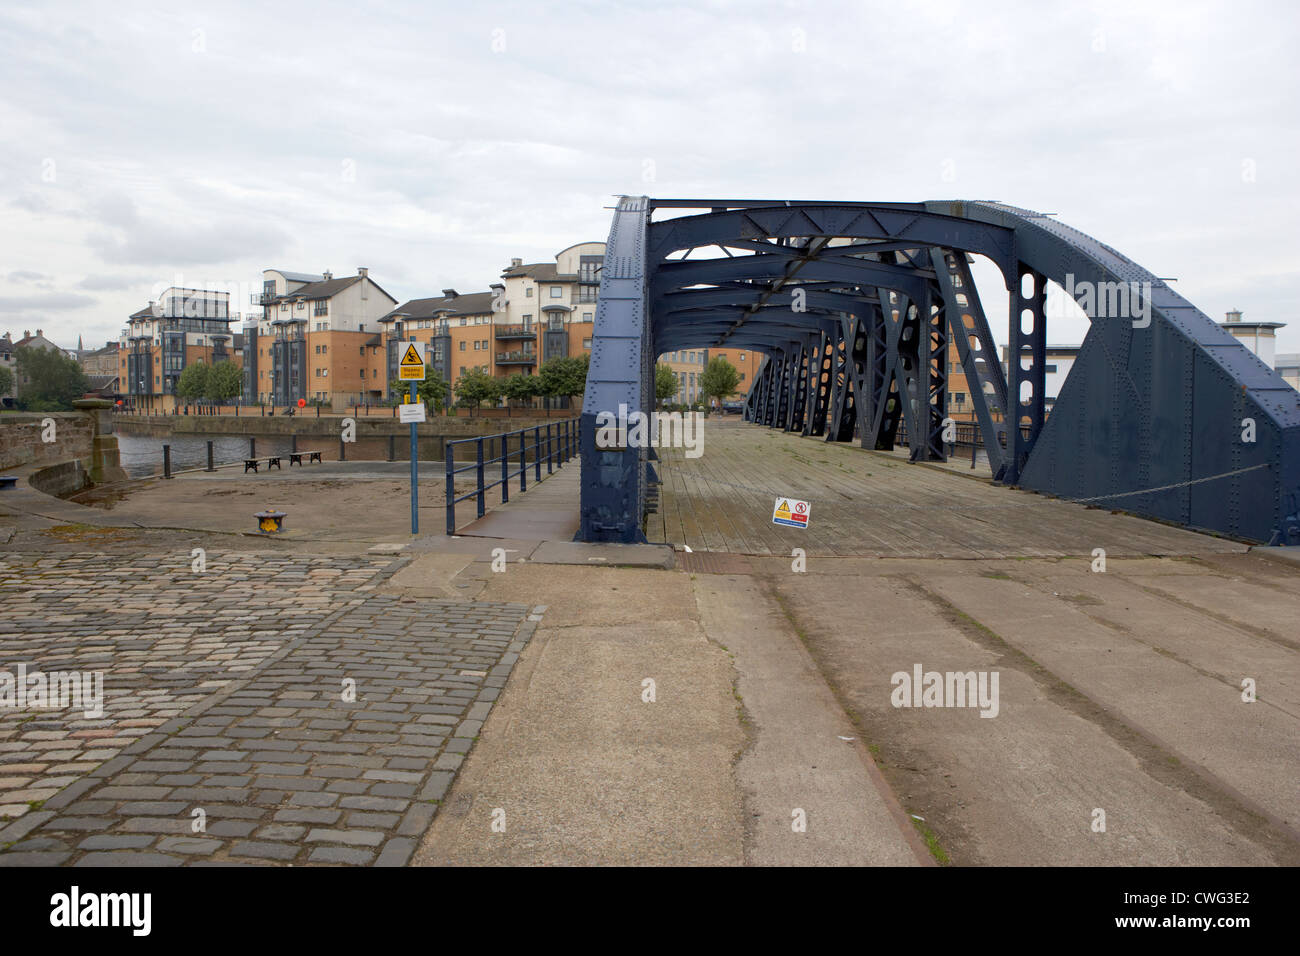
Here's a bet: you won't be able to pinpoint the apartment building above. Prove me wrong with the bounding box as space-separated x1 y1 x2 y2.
118 289 241 413
378 290 496 391
1220 309 1285 368
0 333 15 406
379 242 607 400
78 341 121 398
1275 352 1300 393
657 347 754 405
243 268 397 410
494 242 604 375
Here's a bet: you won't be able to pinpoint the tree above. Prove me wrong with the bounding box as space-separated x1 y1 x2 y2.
174 362 210 402
654 363 678 407
205 360 243 403
15 345 89 411
0 365 14 401
537 354 589 403
454 367 502 415
501 373 539 410
390 371 450 413
699 356 741 412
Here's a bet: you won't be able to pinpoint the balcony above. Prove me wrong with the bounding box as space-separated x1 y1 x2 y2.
494 324 536 340
496 350 537 365
250 292 277 306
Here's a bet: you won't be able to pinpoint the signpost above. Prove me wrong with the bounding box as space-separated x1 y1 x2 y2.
399 343 426 534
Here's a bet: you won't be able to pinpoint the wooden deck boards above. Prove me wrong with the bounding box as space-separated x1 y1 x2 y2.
646 420 1247 558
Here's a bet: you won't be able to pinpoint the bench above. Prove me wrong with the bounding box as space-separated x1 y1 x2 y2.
289 451 324 466
243 457 283 473
0 476 18 490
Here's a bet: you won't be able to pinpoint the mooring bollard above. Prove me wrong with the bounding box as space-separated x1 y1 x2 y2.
249 437 256 458
387 435 395 462
339 437 346 462
206 441 214 472
163 444 172 479
254 509 286 534
291 434 297 453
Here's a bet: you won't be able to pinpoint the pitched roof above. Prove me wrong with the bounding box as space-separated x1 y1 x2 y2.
269 274 399 307
381 291 497 321
270 276 363 302
500 262 577 282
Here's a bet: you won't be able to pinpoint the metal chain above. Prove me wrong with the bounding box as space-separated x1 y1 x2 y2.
664 460 1273 509
1066 462 1272 503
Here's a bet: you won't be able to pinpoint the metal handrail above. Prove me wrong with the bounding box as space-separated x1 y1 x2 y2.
445 417 579 534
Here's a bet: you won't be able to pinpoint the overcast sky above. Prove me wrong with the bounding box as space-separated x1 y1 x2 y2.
2 0 1297 353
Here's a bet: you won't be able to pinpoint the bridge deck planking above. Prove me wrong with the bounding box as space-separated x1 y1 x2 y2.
648 421 1247 558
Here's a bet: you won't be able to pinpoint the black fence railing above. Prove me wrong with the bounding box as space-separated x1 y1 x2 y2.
445 418 578 534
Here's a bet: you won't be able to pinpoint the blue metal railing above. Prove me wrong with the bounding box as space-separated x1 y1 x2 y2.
445 418 578 534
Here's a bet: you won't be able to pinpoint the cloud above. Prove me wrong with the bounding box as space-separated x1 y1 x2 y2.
0 293 97 311
0 0 1295 351
77 274 139 291
8 270 49 283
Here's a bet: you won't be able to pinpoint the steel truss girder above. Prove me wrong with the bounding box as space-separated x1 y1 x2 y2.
581 197 1300 545
646 204 1017 277
930 247 1010 478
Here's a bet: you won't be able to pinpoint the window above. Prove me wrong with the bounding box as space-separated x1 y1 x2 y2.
474 341 480 350
280 304 288 312
459 341 466 351
739 352 746 361
583 338 592 349
315 345 322 354
359 369 365 378
359 346 365 356
481 339 488 349
582 313 592 322
321 345 327 354
296 301 305 310
578 255 601 284
460 318 467 326
550 286 562 299
525 287 533 297
314 301 327 316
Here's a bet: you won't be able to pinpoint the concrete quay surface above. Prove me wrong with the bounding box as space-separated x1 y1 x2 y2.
1 420 1297 866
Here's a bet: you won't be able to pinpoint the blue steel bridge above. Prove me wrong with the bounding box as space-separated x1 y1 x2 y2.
576 198 1300 546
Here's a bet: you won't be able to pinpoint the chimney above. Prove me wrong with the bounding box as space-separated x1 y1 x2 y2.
510 258 522 269
36 329 42 337
357 267 368 278
322 270 333 281
1226 309 1242 324
442 288 458 300
23 330 30 338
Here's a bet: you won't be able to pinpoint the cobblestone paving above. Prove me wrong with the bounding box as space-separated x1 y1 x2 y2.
0 550 537 866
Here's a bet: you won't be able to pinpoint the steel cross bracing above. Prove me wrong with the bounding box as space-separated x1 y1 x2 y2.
579 197 1300 545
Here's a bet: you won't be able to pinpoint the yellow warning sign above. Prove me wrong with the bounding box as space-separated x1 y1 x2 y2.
399 342 425 380
772 496 810 528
